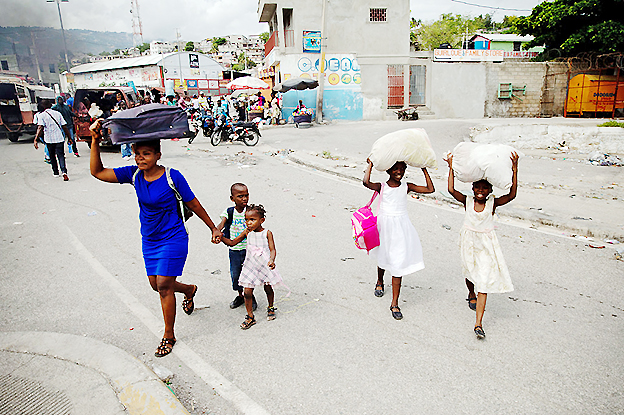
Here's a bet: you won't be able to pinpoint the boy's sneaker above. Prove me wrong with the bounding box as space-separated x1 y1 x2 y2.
53 173 60 177
230 295 244 309
63 174 69 181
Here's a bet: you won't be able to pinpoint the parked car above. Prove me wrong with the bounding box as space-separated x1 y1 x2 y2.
72 87 138 147
0 76 55 142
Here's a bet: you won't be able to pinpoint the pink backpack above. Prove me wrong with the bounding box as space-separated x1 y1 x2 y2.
352 192 380 252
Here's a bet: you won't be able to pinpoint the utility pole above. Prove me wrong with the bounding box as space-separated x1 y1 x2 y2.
47 0 71 73
30 31 43 83
315 0 327 123
176 29 184 95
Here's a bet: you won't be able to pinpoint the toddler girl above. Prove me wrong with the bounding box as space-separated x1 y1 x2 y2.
445 153 519 339
228 204 282 329
363 159 434 319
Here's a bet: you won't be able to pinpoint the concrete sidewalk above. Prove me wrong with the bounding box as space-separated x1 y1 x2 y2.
0 332 189 415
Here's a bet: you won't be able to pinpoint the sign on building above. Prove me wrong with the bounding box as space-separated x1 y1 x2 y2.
302 31 321 53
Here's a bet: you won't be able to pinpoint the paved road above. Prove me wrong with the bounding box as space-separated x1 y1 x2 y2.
1 123 622 414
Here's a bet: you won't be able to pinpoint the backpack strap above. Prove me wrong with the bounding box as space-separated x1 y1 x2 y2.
223 206 235 239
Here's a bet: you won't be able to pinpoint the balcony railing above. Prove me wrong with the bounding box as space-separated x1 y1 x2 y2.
265 31 278 56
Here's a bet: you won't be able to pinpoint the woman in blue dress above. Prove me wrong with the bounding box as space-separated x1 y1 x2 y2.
89 119 222 357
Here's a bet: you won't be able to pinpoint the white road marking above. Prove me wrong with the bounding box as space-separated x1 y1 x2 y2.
63 226 271 415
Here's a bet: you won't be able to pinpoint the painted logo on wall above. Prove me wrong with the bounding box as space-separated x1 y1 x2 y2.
292 55 361 88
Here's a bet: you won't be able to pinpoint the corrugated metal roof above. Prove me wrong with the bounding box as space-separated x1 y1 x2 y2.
70 53 174 74
472 33 534 42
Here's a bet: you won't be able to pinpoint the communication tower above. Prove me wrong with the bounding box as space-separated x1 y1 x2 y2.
130 0 144 49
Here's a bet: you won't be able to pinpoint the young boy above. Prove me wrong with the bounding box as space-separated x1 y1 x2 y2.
218 183 256 310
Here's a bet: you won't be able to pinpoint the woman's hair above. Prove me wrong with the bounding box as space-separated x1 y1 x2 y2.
133 139 161 153
473 179 493 190
246 204 266 218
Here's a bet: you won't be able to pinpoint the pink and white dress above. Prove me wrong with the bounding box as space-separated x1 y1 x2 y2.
238 229 283 288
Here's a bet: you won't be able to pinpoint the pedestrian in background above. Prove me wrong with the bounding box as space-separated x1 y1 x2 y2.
34 99 72 181
445 153 519 339
89 119 222 357
52 96 80 157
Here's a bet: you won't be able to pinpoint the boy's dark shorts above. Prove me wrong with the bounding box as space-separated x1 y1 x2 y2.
229 249 246 291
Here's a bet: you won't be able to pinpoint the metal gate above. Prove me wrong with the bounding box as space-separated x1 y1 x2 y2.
564 53 624 118
388 64 404 108
409 65 426 106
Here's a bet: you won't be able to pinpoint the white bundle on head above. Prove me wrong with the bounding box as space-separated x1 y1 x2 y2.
451 142 522 190
368 128 438 171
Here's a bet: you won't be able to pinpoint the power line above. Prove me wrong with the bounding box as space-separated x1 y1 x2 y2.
450 0 532 12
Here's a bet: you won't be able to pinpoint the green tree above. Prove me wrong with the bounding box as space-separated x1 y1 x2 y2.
259 32 270 43
185 41 195 51
138 42 150 53
514 0 624 56
210 37 227 53
415 13 487 50
233 52 257 71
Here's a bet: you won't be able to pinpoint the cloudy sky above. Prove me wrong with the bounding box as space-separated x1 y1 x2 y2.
1 0 542 41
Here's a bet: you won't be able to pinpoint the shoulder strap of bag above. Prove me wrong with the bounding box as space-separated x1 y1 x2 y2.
165 167 190 234
131 168 140 187
44 109 64 133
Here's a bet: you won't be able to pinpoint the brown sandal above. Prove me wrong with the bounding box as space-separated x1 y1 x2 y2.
240 315 256 330
155 337 176 357
182 285 197 315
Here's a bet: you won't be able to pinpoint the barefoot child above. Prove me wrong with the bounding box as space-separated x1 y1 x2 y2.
223 204 282 329
363 160 434 320
445 153 519 339
217 183 256 311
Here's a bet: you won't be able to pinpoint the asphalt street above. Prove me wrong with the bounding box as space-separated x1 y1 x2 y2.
0 121 622 414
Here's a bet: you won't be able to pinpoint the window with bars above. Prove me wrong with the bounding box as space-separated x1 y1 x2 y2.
370 8 387 22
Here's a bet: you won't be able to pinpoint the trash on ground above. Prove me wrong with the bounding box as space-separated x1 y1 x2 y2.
442 224 451 230
87 211 98 216
210 269 221 275
340 257 354 261
572 216 592 220
152 365 174 382
587 244 605 249
13 222 23 225
604 239 620 244
588 151 623 166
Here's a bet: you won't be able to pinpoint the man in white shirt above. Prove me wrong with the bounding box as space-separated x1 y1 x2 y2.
34 99 72 181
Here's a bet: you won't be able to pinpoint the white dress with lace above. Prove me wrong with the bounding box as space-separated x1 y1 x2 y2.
460 195 513 293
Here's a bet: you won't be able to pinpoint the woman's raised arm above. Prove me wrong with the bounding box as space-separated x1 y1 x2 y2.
89 119 119 183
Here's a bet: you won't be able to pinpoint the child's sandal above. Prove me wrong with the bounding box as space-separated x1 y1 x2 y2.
240 314 256 330
474 325 486 339
267 306 276 321
374 284 384 297
154 337 176 357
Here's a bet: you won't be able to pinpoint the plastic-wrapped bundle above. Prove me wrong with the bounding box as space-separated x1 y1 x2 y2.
368 128 437 171
451 142 522 189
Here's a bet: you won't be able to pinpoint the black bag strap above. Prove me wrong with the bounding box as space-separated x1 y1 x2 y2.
224 206 235 239
44 109 64 136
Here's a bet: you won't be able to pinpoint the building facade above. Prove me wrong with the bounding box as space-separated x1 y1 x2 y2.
258 0 411 121
67 52 225 96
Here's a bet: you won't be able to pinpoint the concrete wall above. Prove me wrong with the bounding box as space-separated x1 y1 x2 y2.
429 62 487 118
419 59 569 119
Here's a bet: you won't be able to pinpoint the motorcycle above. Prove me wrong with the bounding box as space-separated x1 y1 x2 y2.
187 108 215 144
210 114 261 146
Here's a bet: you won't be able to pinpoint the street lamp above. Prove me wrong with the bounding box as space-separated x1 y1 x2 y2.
47 0 71 74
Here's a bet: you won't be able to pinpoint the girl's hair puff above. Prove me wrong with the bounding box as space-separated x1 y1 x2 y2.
246 204 266 218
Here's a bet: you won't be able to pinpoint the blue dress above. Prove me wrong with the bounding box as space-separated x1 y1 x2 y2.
114 166 195 277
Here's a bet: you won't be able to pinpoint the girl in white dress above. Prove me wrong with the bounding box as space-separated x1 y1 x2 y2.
445 153 519 339
363 160 434 320
227 204 282 329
